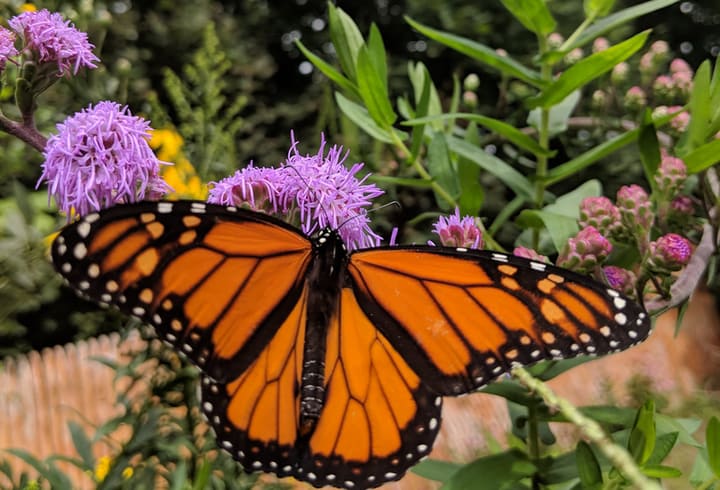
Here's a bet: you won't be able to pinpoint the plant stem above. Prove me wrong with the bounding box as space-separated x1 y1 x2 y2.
512 366 663 490
0 112 47 152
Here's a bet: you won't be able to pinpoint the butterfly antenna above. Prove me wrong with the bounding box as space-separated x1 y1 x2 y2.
336 200 400 232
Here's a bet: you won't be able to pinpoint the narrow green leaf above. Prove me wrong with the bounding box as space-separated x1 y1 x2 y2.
406 112 553 157
68 421 94 469
407 63 433 160
405 16 545 87
527 90 581 137
501 0 556 35
356 46 396 127
629 400 656 465
642 464 683 478
528 30 650 109
647 432 679 465
638 109 661 191
572 0 680 50
458 122 484 215
408 62 443 121
585 0 616 18
678 60 712 155
576 441 603 486
707 416 720 477
367 24 387 88
427 132 459 210
335 92 394 143
446 135 535 199
683 139 720 173
327 3 365 82
295 40 359 98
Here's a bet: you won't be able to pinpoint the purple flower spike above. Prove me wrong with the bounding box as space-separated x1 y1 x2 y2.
432 208 483 249
9 9 99 77
603 266 636 297
648 233 692 272
579 196 622 239
208 164 288 213
556 226 612 274
0 28 18 71
38 101 171 219
512 246 549 263
616 184 653 237
670 195 694 216
279 134 385 251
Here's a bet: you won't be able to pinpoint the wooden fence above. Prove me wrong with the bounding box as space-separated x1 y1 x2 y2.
1 291 719 489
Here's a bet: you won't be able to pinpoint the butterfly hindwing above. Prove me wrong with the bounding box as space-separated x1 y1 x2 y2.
52 201 313 381
202 288 442 489
348 247 651 395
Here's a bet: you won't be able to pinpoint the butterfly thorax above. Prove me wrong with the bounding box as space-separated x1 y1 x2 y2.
300 228 348 431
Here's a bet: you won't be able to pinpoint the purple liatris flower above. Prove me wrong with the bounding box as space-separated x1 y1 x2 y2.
0 28 18 71
512 246 549 263
556 226 612 274
603 266 636 297
655 152 687 196
432 209 482 249
277 135 384 250
647 233 692 272
616 185 653 238
579 196 622 239
37 101 171 219
208 164 286 214
9 9 98 77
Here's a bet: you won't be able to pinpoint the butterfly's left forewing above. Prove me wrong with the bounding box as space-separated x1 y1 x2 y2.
52 201 313 381
347 247 651 395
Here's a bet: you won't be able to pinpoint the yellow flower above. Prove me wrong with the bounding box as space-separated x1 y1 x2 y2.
94 455 112 482
150 128 185 162
22 480 40 490
161 157 208 200
19 3 37 12
122 466 134 479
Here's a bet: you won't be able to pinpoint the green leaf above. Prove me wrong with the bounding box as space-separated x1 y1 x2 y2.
501 0 556 35
327 3 365 82
68 421 94 469
683 139 720 173
406 112 553 157
647 432 679 465
446 135 535 199
678 60 712 155
458 122 484 215
528 30 650 109
571 0 680 50
482 380 540 406
405 16 545 87
295 40 359 98
335 92 394 143
412 459 463 482
407 63 433 160
638 109 661 190
629 400 656 465
367 24 387 88
516 210 579 253
530 356 597 381
707 416 720 477
585 0 616 18
527 90 581 137
642 464 682 478
427 132 459 210
442 450 536 490
356 46 396 127
576 441 603 486
544 128 639 185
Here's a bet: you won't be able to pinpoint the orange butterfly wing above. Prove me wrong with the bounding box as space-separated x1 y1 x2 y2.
52 201 313 381
347 247 650 395
202 288 441 488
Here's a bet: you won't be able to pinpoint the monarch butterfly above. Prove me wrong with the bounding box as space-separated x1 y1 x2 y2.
52 200 650 489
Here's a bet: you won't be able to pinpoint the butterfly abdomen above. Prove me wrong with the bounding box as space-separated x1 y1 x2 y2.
300 229 348 426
